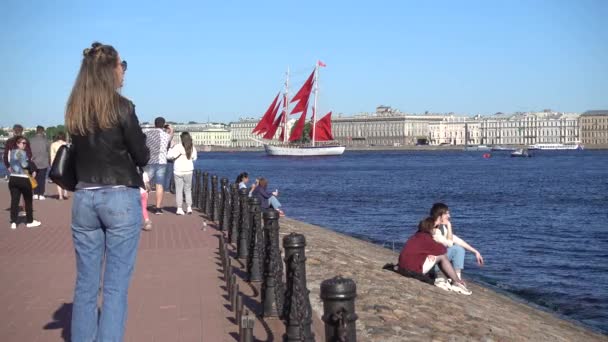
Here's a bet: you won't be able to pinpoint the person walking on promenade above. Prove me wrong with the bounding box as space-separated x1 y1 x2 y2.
430 203 484 288
29 125 51 200
398 217 471 295
7 136 42 229
66 41 149 341
167 132 197 215
4 124 32 216
144 117 174 214
251 177 284 216
3 124 32 170
141 171 153 230
50 132 69 200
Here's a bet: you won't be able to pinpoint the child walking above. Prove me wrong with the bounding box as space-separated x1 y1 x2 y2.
141 171 152 230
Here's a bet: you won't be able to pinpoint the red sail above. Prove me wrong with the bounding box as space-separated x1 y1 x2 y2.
252 92 280 134
310 112 334 141
263 112 284 140
290 70 314 115
289 105 308 142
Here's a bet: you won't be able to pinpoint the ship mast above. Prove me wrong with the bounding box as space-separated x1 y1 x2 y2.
283 67 290 144
312 63 319 147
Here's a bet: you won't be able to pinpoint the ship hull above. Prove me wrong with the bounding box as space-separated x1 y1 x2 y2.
264 144 345 156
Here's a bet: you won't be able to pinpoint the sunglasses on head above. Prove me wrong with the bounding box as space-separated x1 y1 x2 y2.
121 60 127 72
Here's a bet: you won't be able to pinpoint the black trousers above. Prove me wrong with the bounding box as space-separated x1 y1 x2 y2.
9 176 34 223
34 168 47 196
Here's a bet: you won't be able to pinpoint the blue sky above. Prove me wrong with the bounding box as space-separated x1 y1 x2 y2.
1 0 607 127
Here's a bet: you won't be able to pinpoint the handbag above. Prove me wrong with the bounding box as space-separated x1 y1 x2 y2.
26 171 38 189
49 144 77 192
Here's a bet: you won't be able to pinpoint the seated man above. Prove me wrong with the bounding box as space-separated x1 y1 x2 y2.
430 203 484 288
398 216 471 295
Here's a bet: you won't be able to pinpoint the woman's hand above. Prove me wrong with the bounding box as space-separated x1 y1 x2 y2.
475 251 484 266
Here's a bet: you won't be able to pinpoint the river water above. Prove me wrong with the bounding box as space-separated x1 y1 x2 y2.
196 149 608 334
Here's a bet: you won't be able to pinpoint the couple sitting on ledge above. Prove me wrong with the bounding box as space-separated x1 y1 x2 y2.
236 172 285 216
387 203 484 296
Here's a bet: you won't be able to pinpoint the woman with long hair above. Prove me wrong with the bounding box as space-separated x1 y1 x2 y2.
167 131 197 215
251 177 285 216
66 42 149 341
50 132 68 200
8 136 41 229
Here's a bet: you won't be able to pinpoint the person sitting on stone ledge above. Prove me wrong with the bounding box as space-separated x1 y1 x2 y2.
430 203 484 290
236 171 256 196
398 216 472 295
251 177 285 216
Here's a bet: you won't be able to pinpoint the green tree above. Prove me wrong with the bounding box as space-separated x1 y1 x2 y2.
0 128 7 136
290 121 312 143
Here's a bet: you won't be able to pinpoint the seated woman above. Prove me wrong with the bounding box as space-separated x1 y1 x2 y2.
398 216 471 295
251 177 284 216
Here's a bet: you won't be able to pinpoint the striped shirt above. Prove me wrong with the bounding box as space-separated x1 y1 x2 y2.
144 129 171 164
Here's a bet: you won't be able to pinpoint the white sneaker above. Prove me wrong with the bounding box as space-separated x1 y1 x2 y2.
451 282 472 295
176 208 185 215
26 220 42 228
434 278 452 292
10 223 17 230
38 195 45 200
186 206 192 214
33 195 39 200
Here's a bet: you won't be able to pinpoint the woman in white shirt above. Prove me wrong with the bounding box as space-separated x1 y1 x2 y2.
167 132 197 215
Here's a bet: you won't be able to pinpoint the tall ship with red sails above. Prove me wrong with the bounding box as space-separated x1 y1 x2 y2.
251 61 345 156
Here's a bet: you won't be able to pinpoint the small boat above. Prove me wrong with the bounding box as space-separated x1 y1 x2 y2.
527 143 583 150
464 145 492 151
491 145 518 151
511 149 531 158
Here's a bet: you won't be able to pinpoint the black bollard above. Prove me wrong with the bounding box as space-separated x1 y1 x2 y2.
202 172 209 213
320 276 358 342
262 209 284 318
236 292 243 323
283 233 315 342
246 197 264 282
221 180 232 233
210 175 219 221
239 310 255 342
192 170 200 209
236 188 250 260
219 178 229 231
229 184 240 244
225 257 232 287
231 279 239 312
204 174 212 217
219 235 226 264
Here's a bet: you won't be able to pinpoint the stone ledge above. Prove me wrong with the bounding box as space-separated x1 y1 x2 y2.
279 217 607 342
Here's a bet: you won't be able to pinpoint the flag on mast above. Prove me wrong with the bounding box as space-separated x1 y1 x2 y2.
317 60 326 67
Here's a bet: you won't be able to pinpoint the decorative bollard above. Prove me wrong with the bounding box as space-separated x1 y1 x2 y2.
235 292 243 324
239 310 255 342
237 188 251 260
230 278 239 312
219 235 226 264
262 209 284 318
225 257 232 287
283 233 315 342
229 184 240 244
211 175 219 221
246 197 264 282
219 178 229 231
192 170 200 209
204 174 212 217
320 276 358 342
202 172 209 213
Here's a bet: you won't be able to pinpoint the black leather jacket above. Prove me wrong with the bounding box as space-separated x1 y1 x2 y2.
71 97 149 188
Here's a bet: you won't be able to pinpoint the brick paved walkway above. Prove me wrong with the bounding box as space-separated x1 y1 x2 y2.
0 182 312 341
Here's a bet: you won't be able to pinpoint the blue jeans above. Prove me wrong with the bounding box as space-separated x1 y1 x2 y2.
71 187 142 342
269 195 281 209
434 244 465 275
144 164 166 186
